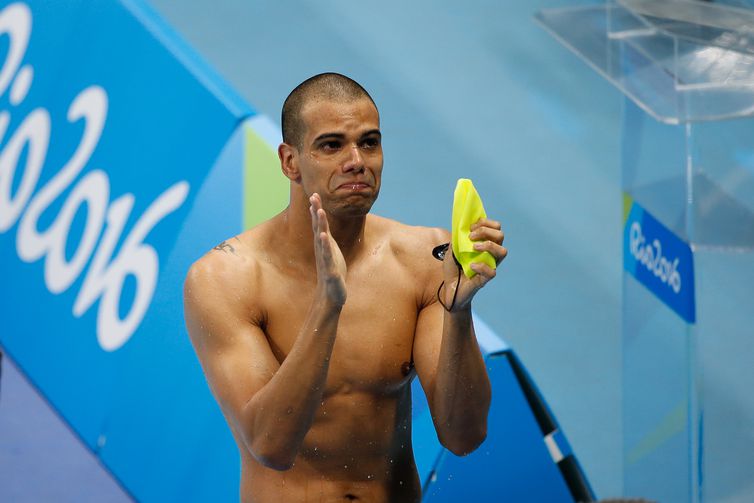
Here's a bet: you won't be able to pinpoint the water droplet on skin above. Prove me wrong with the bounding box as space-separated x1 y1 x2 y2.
367 474 373 480
344 464 348 469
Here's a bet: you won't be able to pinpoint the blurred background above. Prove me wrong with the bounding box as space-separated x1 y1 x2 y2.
1 0 628 500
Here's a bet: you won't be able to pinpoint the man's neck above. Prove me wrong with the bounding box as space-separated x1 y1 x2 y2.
328 215 367 261
284 194 368 266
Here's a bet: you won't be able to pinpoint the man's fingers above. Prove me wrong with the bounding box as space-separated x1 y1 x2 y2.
310 204 318 234
309 194 322 234
309 193 332 238
473 241 508 264
308 194 336 269
470 262 496 282
470 218 501 232
319 231 332 260
469 226 504 245
310 192 321 207
317 208 330 236
310 194 323 215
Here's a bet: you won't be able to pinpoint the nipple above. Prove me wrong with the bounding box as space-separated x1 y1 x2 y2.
400 361 414 376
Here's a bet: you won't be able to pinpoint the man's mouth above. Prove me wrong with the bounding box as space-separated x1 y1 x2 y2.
337 182 371 191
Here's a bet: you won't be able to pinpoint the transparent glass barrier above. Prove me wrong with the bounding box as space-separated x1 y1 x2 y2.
624 252 754 503
623 99 754 251
536 1 754 123
538 2 754 499
622 272 693 503
622 97 754 502
694 249 754 503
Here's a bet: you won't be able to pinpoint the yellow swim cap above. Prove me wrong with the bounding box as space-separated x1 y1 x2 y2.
452 179 497 279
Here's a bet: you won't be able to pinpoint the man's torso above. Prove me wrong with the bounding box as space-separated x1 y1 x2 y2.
222 213 442 502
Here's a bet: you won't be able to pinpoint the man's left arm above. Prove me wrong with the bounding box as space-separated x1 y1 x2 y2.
413 219 507 456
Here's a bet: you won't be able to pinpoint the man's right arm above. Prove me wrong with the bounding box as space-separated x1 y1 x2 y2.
183 194 346 471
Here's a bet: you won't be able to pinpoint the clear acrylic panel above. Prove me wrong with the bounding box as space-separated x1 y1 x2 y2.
694 249 754 503
621 97 754 502
538 3 754 500
622 98 754 251
536 0 754 123
622 272 693 503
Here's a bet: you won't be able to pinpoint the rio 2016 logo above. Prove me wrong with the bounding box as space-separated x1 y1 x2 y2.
628 221 681 294
0 2 189 351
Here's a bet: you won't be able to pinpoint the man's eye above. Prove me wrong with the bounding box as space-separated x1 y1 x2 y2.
362 138 380 149
322 141 341 151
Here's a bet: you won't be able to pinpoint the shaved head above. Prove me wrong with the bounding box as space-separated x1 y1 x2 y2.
282 73 377 149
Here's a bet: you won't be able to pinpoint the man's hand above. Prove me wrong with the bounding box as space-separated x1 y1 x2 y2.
310 193 347 306
441 217 507 311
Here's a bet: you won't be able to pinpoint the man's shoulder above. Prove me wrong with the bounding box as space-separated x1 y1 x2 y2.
183 225 274 335
185 224 270 294
369 215 449 262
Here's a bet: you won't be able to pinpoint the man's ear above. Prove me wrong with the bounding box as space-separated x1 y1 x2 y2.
278 143 301 183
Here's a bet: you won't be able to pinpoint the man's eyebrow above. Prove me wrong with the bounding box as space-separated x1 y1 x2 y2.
313 132 346 144
312 130 381 144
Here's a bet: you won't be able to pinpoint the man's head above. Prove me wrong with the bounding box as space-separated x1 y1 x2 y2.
279 73 382 218
282 73 377 150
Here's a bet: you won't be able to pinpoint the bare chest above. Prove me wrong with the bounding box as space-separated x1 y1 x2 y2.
261 257 419 395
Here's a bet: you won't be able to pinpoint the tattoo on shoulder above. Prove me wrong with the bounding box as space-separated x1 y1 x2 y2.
213 240 236 255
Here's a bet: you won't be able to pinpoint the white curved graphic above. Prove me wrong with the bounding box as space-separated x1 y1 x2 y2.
0 2 190 351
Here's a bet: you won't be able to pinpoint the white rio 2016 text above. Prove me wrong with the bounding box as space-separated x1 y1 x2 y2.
629 221 681 294
0 3 189 351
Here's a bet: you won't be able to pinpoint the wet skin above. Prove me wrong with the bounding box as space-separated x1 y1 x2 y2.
220 216 435 502
184 98 506 502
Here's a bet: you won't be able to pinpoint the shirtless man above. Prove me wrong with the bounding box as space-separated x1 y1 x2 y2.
183 73 507 502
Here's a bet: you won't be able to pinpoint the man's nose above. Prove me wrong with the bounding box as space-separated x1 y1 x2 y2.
342 144 364 172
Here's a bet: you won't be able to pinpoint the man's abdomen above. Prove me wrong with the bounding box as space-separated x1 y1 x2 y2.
240 389 421 502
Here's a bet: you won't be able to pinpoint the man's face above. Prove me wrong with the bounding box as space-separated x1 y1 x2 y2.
295 97 383 218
